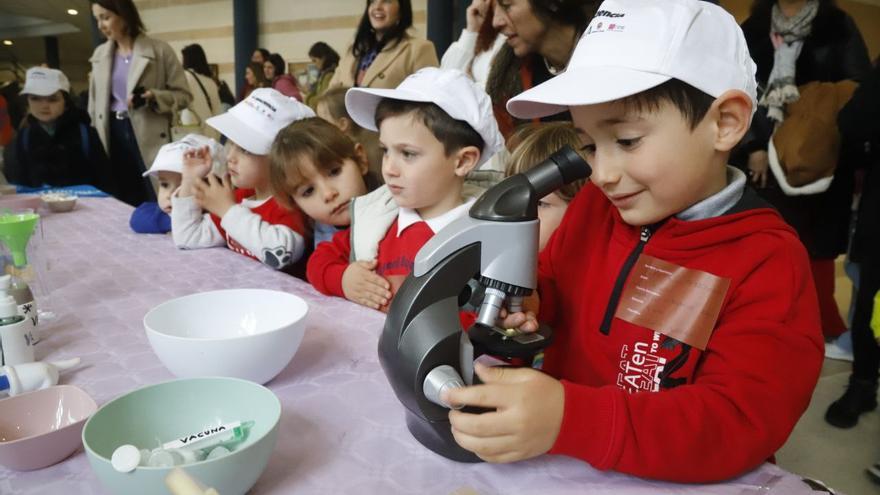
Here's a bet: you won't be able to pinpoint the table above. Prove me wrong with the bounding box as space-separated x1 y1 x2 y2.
0 198 821 494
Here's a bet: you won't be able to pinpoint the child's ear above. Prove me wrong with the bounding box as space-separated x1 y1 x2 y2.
453 145 481 178
338 117 353 134
353 143 370 175
710 90 752 153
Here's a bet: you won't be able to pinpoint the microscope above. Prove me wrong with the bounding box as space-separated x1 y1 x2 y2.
378 146 591 462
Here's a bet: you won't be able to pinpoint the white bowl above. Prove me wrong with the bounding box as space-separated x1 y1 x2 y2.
144 289 308 384
41 194 77 212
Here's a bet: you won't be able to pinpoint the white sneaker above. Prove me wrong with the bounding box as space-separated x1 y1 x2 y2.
825 340 854 362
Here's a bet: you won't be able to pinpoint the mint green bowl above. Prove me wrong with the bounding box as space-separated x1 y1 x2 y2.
82 377 281 495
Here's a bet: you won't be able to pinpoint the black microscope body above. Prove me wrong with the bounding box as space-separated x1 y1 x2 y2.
378 146 591 462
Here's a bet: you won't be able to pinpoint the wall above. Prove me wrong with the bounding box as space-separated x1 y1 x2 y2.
137 0 428 94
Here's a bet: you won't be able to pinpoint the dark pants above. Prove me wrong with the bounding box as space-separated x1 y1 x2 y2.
852 259 880 383
109 116 155 207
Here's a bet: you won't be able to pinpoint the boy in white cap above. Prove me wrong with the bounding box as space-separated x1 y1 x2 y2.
172 88 312 273
4 67 112 192
307 68 503 312
443 0 823 482
130 134 223 234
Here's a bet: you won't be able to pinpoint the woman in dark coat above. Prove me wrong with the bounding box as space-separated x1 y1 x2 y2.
826 60 880 430
739 0 870 341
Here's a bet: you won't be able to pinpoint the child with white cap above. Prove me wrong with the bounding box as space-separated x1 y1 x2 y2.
443 0 823 482
306 68 503 311
130 134 223 234
171 88 311 273
3 67 112 192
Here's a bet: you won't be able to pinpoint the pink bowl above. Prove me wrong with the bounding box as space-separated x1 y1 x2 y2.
0 385 97 470
0 195 42 212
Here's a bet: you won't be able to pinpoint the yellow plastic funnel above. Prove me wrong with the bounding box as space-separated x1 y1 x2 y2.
0 212 39 267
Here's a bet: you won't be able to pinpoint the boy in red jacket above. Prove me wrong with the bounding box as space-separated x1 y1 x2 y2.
306 68 503 311
443 0 824 483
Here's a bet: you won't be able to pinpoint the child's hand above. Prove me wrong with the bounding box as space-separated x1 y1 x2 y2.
342 260 392 310
179 146 213 197
444 363 564 463
193 173 236 218
497 309 539 333
496 291 540 333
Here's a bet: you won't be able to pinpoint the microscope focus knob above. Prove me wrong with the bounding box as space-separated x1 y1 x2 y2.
423 365 465 410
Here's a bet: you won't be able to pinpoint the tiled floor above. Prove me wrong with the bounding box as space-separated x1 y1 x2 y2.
776 258 879 495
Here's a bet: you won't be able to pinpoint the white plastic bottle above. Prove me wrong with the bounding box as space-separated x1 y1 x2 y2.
0 295 34 365
0 358 81 396
0 274 38 329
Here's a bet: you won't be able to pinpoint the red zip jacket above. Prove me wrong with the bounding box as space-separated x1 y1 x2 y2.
538 183 823 482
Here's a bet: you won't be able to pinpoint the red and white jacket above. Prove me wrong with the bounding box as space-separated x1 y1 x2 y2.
171 188 307 270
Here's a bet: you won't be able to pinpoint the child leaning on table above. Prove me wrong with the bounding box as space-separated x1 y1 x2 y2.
306 68 503 311
130 134 223 234
505 122 587 251
268 117 381 249
171 88 311 274
442 0 823 483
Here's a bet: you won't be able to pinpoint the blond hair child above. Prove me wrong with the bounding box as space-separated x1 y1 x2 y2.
269 117 379 248
506 122 587 250
314 86 384 182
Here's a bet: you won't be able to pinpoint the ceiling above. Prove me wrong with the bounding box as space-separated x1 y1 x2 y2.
0 0 95 81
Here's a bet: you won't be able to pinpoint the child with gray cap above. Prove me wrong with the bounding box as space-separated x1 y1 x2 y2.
443 0 823 482
172 88 311 273
130 134 223 234
306 68 503 312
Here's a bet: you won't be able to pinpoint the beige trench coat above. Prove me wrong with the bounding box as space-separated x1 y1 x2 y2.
329 34 438 90
88 34 192 168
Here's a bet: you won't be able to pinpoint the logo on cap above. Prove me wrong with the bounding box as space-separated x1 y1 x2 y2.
243 96 277 121
595 9 625 18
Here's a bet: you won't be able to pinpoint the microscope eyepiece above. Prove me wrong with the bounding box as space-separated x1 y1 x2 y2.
471 144 591 222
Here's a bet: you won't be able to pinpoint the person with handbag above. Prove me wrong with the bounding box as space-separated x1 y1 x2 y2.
181 44 223 140
88 0 192 207
738 0 870 345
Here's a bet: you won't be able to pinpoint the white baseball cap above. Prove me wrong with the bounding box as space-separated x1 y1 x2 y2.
206 88 315 155
507 0 758 118
345 68 504 166
20 67 71 96
143 134 224 177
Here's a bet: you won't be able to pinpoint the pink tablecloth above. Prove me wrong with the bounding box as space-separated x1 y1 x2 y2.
0 198 819 494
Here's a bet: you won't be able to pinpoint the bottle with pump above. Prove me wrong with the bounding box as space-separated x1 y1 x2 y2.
0 274 37 329
0 294 35 366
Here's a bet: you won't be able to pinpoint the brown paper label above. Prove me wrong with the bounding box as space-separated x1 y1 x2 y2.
614 254 730 350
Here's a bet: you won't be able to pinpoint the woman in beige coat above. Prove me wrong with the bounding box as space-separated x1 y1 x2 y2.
89 0 191 206
329 0 438 90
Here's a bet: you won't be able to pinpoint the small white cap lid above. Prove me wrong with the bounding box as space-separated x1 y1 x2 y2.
111 444 141 473
0 275 10 291
0 295 18 318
